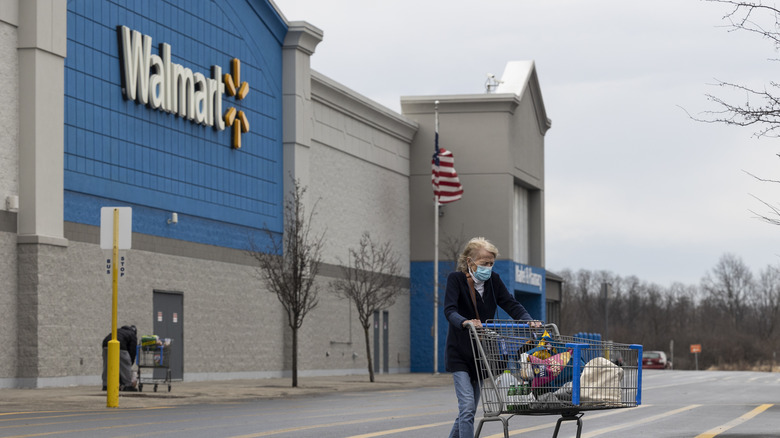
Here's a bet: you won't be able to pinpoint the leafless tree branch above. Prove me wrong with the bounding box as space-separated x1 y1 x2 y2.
248 177 325 387
332 232 403 382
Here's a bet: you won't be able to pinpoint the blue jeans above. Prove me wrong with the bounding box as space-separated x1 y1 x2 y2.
449 371 481 438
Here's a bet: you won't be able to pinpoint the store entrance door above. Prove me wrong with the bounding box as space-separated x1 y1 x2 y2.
153 291 183 380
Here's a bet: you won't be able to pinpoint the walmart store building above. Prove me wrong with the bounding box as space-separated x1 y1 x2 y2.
0 0 559 388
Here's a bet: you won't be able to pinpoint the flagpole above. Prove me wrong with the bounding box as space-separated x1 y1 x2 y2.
433 100 440 375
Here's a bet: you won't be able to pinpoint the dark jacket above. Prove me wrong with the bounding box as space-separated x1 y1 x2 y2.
102 326 138 364
443 270 532 381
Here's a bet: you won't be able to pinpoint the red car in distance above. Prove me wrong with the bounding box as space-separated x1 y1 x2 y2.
642 350 672 369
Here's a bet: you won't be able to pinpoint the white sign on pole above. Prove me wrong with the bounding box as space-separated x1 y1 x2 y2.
100 207 133 250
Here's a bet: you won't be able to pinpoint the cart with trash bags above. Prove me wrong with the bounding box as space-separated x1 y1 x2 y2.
135 336 173 392
467 320 642 438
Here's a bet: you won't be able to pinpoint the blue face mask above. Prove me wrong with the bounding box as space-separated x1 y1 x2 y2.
469 258 493 282
474 265 492 281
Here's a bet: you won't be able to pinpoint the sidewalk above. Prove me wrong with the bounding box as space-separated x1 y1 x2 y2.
0 373 453 412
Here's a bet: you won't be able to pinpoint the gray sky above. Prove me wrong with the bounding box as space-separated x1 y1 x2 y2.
274 0 780 286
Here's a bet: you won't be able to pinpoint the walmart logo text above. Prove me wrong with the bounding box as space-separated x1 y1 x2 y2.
119 26 249 148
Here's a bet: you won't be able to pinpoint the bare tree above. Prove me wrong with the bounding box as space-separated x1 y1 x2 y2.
755 265 780 338
332 232 403 382
701 253 754 330
698 1 780 137
692 1 780 223
249 179 325 387
441 227 467 273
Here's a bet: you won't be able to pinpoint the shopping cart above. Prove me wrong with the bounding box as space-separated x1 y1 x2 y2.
468 320 642 438
135 344 172 392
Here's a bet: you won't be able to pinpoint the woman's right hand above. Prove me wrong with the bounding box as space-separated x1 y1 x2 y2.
462 319 482 328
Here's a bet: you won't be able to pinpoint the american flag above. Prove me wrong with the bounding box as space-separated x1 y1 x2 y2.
431 130 463 204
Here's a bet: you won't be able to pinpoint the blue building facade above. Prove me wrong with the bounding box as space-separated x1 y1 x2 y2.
64 0 286 249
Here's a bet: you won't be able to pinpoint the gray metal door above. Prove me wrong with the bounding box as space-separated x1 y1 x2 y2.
153 291 183 380
382 310 389 373
373 311 380 373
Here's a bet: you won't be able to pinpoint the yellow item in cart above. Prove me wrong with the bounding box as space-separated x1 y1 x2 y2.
141 335 160 347
529 330 556 360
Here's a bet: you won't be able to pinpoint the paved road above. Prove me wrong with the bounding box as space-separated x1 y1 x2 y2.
1 370 779 437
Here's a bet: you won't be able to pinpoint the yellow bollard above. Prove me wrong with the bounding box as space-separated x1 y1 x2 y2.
107 208 120 408
107 340 119 407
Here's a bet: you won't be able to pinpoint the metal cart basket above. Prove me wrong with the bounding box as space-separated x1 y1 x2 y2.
135 344 172 392
468 320 642 438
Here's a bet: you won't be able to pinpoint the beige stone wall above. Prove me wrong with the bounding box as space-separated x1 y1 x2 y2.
0 224 17 385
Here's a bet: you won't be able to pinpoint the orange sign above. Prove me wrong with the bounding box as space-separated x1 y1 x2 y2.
690 344 702 353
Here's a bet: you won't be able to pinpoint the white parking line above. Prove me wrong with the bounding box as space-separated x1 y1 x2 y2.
642 377 719 390
579 404 701 437
228 410 452 437
346 421 453 438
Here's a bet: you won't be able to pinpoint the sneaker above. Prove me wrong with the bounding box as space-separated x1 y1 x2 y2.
101 386 106 391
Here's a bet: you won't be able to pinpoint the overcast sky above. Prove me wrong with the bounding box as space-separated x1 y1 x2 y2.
274 0 780 287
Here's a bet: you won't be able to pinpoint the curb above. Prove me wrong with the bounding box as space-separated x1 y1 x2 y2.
0 373 452 412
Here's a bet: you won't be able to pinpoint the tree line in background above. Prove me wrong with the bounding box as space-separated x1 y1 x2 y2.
556 253 780 371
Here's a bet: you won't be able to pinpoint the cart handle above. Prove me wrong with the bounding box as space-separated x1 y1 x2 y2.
482 321 559 337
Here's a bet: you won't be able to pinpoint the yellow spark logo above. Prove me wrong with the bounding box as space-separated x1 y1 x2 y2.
223 58 250 149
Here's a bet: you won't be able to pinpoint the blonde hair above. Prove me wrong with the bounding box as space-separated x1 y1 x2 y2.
457 237 499 273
